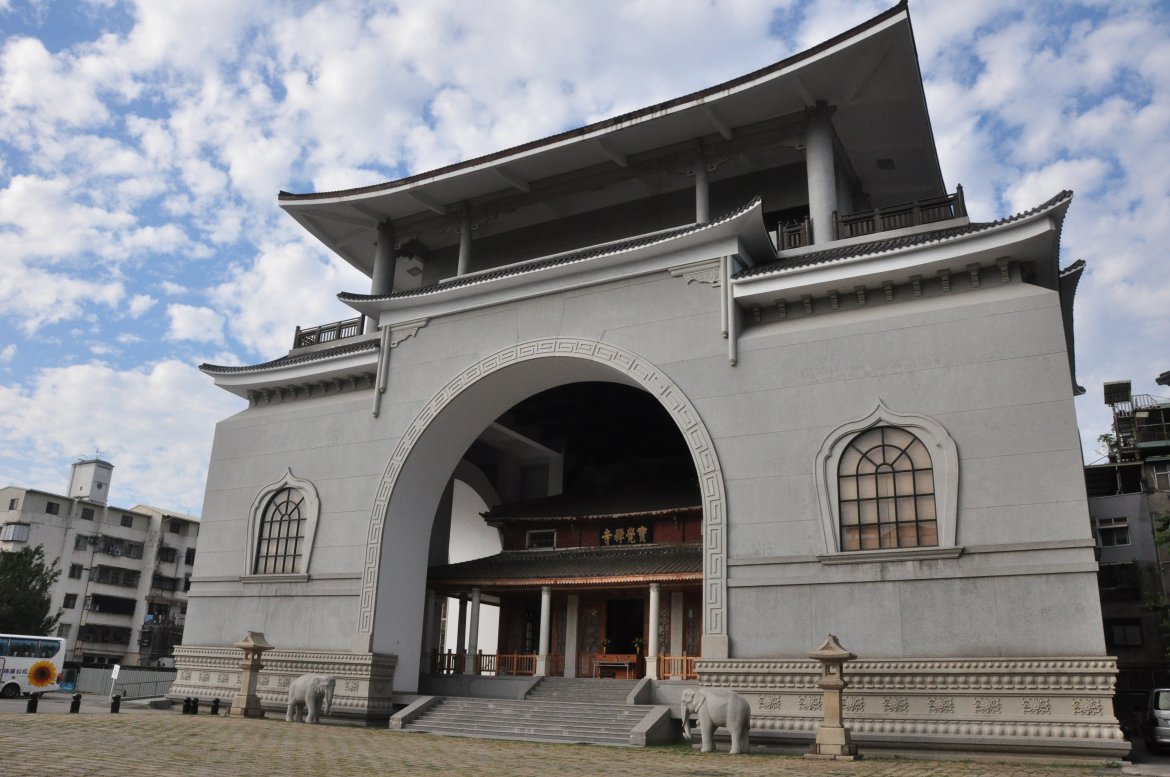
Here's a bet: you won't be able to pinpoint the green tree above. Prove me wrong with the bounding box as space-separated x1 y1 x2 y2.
0 545 61 635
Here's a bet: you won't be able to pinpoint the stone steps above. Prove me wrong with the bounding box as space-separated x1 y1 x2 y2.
401 677 649 746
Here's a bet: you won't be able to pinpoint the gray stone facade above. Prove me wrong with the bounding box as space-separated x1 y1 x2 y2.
177 5 1124 754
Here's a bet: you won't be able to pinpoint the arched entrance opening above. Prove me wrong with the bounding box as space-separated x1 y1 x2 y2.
358 339 727 691
427 381 704 682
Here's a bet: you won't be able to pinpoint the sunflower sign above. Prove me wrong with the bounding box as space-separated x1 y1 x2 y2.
27 660 57 689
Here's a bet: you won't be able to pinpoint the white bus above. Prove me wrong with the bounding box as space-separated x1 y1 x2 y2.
0 634 66 698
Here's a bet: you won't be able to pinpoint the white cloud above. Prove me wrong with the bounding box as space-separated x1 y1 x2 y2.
0 259 125 332
0 360 244 511
0 344 15 363
127 294 156 317
166 303 225 343
0 36 109 131
212 239 366 355
0 175 135 262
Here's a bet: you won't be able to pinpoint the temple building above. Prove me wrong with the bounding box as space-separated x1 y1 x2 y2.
174 2 1125 755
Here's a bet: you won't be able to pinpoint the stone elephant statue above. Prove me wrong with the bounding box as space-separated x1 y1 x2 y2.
680 687 750 754
286 674 336 724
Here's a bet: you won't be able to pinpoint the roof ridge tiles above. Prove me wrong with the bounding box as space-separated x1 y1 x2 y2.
199 335 379 375
340 197 763 302
734 189 1072 280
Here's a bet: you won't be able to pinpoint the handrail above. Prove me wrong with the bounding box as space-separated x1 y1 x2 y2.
777 219 811 250
833 185 966 241
495 653 537 676
431 649 464 675
469 652 539 676
293 316 365 349
660 654 698 680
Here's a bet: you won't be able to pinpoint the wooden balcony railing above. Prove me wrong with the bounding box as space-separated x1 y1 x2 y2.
293 316 365 349
774 185 967 251
777 219 811 250
660 654 698 680
491 653 537 676
834 185 967 241
432 649 465 675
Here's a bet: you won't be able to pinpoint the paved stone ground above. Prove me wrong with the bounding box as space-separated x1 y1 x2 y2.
0 711 1126 777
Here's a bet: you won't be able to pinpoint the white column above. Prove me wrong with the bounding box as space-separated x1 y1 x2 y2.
456 204 473 276
564 594 579 678
646 583 661 679
465 588 481 674
670 592 684 657
371 219 396 295
535 586 552 676
805 101 837 245
695 145 710 224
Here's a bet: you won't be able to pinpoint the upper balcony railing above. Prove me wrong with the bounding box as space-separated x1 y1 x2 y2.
775 185 967 251
293 316 365 350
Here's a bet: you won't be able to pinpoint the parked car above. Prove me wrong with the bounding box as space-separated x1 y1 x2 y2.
1143 689 1170 751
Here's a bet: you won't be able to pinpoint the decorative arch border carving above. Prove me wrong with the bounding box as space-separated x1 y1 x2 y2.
244 468 322 577
814 400 959 555
358 337 728 654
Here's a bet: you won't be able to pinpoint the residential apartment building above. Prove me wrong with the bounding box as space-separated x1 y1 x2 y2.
1085 376 1170 717
0 459 199 666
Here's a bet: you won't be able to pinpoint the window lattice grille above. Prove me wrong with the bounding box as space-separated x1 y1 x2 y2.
838 426 938 551
253 487 306 574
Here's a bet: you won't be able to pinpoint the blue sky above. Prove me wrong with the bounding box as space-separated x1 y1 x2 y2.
1 0 1168 513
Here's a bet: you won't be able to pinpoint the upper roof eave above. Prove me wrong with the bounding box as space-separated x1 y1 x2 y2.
277 2 913 209
276 2 945 282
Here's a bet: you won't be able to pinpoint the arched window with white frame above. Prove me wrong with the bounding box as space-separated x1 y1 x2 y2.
245 469 320 578
837 426 937 551
815 401 959 559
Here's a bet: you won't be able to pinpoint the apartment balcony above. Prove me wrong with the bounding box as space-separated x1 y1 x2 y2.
1111 395 1170 455
773 185 967 251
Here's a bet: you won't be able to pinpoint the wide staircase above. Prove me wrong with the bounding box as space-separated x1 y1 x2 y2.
401 677 649 745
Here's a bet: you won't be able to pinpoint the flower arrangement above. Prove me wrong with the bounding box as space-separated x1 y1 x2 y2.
632 636 644 654
600 637 611 654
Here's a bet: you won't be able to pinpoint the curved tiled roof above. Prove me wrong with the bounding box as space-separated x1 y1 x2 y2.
428 543 702 587
340 197 766 303
279 3 909 203
199 336 379 375
734 190 1072 280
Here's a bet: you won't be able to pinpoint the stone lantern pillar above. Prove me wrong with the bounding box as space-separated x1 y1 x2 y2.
230 631 274 718
805 634 860 760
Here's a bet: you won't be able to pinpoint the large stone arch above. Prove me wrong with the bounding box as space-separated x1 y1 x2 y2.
356 338 728 689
